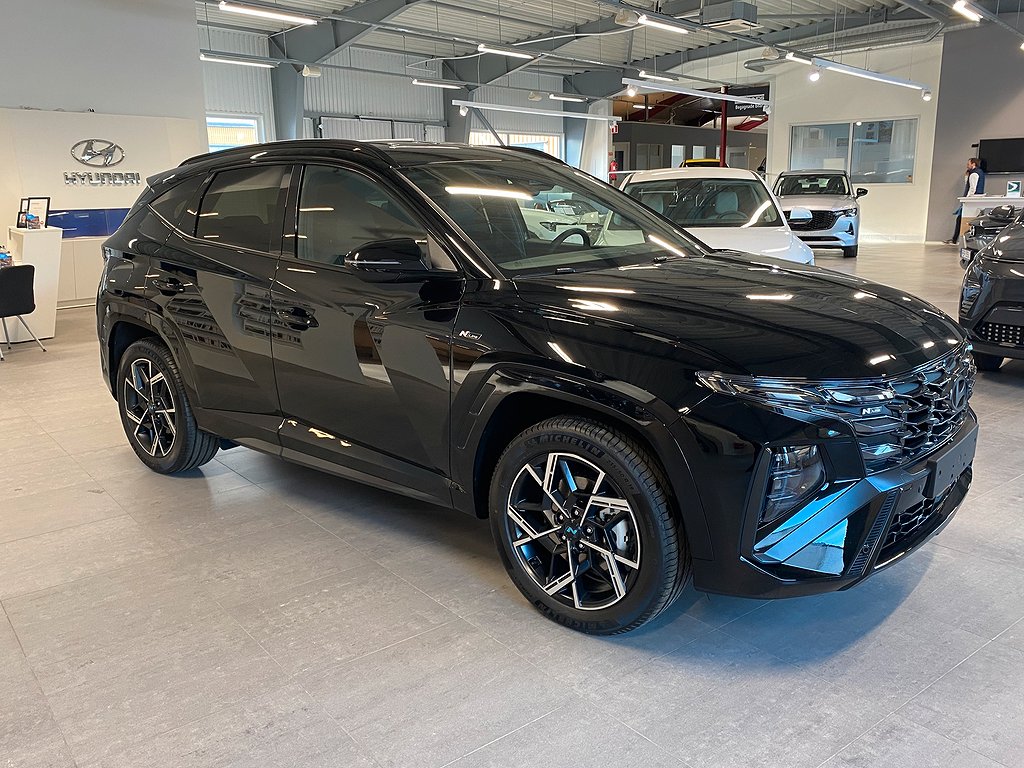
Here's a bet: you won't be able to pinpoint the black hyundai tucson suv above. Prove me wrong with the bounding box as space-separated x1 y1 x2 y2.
961 216 1024 371
98 140 978 634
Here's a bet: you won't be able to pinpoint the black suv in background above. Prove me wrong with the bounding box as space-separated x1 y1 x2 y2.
98 141 978 634
961 216 1024 370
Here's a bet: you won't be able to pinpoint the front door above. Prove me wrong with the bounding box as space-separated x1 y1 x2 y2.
271 162 462 504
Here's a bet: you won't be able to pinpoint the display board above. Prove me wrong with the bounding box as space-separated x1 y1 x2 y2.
978 138 1024 174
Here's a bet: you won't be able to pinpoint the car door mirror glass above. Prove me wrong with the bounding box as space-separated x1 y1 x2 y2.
856 188 868 198
787 207 813 223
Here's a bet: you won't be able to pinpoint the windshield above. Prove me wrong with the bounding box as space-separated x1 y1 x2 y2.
401 159 705 276
775 174 851 197
622 177 783 228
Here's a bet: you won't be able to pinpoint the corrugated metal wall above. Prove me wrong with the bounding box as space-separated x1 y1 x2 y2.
305 49 444 122
199 28 275 140
471 72 564 134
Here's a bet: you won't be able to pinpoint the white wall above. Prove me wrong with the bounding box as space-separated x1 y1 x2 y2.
675 40 942 242
1 0 205 133
201 28 276 141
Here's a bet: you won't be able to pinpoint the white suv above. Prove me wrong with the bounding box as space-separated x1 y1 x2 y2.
619 167 815 265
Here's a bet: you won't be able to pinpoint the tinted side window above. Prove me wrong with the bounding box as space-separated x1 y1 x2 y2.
196 166 289 252
149 175 206 232
295 165 425 265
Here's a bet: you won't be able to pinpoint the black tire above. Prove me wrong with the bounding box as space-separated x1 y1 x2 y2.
843 245 858 258
116 338 220 473
489 416 690 635
973 351 1004 372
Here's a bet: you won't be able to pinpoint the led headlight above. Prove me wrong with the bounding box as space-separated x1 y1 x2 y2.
838 208 857 217
763 446 825 525
960 269 982 315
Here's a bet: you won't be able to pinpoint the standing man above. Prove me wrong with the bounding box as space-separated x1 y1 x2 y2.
944 157 986 245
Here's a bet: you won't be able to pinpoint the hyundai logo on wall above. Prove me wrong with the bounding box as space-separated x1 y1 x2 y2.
70 139 126 168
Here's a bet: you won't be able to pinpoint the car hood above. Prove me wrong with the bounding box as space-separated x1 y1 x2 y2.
514 253 964 380
685 226 814 264
777 194 855 211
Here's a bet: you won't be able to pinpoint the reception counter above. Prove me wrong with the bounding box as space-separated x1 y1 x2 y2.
6 226 61 342
959 195 1022 220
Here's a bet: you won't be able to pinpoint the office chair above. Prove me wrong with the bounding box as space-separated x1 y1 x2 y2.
0 264 47 361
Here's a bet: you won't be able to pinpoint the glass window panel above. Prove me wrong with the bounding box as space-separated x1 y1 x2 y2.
295 165 425 266
671 145 686 168
623 177 783 228
149 175 206 232
206 116 261 153
196 166 288 252
790 123 850 171
850 119 917 184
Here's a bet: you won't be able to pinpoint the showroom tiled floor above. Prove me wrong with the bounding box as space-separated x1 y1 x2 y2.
1 243 1023 768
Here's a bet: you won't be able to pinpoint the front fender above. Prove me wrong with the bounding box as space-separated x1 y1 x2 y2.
450 360 714 561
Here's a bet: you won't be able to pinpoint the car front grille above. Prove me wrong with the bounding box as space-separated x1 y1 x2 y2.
789 210 840 231
855 346 976 471
978 321 1024 347
877 467 971 564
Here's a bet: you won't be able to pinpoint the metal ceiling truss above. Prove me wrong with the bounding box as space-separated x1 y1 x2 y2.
198 0 1024 101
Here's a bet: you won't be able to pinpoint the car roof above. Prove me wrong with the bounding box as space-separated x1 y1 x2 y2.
778 169 849 176
178 139 559 170
623 167 762 182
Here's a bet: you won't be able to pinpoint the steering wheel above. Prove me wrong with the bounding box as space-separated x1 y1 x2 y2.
549 228 592 251
715 210 750 223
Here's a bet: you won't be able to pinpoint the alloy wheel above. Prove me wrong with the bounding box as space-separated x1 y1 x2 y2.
122 358 177 458
504 451 641 611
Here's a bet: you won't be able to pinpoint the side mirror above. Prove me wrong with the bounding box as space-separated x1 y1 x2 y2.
855 188 868 198
344 238 429 281
787 207 813 223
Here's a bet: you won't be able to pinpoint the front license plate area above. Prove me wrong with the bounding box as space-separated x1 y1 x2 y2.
925 423 979 498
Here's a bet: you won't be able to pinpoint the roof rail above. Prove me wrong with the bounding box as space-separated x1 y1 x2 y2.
502 146 568 165
177 139 394 167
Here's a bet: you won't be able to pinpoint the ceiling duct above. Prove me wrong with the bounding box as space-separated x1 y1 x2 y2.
703 1 760 33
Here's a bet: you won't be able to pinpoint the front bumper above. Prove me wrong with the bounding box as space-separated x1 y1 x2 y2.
960 263 1024 360
792 214 858 249
687 413 978 599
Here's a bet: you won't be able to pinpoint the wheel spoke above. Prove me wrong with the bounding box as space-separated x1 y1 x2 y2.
580 538 640 570
559 458 578 493
543 566 575 597
508 505 558 546
124 409 144 426
525 463 566 514
156 409 176 437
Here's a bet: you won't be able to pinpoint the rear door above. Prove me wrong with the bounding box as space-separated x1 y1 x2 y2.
150 163 292 449
270 162 462 503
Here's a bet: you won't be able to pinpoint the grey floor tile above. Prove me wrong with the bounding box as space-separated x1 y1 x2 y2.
301 620 571 768
721 568 989 706
899 642 1024 766
170 517 373 608
97 461 253 513
597 629 892 768
820 714 1004 768
0 453 94 499
228 563 455 677
73 443 164 481
128 483 308 552
4 558 223 669
0 515 165 600
82 684 375 768
34 611 289 765
465 594 714 687
0 484 126 544
446 703 687 768
673 585 768 629
0 431 68 469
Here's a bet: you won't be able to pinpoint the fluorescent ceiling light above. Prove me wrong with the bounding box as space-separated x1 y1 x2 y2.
811 57 928 91
477 43 535 60
808 67 822 82
633 104 654 110
952 0 982 21
549 93 586 103
445 185 533 201
637 14 690 34
638 70 677 83
412 78 463 90
200 53 275 68
621 79 771 107
218 1 317 25
451 100 620 122
784 51 813 65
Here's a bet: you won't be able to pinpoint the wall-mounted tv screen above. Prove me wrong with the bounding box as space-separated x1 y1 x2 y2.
979 138 1024 174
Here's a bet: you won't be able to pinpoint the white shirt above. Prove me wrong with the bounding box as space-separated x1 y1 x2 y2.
967 170 981 196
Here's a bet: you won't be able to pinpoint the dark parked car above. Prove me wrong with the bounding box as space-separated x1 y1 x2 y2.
959 204 1021 268
961 217 1024 371
98 141 978 634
